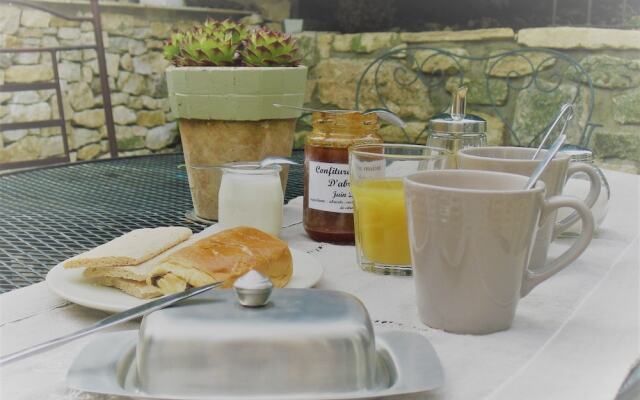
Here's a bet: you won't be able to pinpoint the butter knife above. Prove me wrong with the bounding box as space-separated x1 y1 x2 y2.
0 282 221 366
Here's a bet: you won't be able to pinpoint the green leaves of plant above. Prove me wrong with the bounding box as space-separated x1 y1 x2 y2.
164 19 301 68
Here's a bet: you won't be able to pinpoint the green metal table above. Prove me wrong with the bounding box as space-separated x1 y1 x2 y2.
0 151 304 293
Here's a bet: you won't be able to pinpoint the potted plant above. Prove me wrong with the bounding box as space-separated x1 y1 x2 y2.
164 19 306 221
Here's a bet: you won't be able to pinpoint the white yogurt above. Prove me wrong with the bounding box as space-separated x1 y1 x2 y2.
218 163 283 236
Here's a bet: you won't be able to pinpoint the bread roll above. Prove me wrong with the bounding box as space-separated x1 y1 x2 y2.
148 227 292 294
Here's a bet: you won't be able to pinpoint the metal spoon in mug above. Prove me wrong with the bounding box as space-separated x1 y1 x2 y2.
532 103 574 160
272 104 406 128
525 134 567 190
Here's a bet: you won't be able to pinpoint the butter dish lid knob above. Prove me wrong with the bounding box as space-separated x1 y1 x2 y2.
233 270 273 307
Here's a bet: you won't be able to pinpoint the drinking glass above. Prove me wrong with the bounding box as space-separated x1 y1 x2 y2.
349 144 449 276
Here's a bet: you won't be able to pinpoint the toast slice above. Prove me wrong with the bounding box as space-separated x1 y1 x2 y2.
91 276 163 299
64 227 192 269
83 258 159 281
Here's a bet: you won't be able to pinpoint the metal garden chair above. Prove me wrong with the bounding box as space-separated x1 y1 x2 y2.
354 46 599 148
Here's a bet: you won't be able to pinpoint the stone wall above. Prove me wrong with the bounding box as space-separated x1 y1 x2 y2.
295 27 640 173
0 4 196 164
1 2 639 173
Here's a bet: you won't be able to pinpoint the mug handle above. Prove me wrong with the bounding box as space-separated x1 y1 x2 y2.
521 195 595 297
554 163 601 236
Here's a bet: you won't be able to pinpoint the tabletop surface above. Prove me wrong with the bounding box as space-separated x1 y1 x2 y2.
0 166 638 400
0 151 305 293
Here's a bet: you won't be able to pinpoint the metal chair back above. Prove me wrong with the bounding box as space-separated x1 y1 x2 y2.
354 46 598 147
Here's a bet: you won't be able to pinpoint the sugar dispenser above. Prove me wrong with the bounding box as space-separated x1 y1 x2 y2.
426 86 487 167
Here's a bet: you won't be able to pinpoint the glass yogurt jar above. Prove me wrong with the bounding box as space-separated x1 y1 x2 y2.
218 162 284 236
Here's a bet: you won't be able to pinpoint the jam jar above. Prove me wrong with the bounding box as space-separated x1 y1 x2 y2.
303 111 382 244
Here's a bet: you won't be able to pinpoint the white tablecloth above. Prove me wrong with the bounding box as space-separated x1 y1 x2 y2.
1 170 638 400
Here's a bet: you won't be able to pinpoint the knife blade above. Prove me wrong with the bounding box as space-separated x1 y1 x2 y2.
0 282 221 366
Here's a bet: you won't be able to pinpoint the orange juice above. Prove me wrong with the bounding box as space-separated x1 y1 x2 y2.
352 178 411 265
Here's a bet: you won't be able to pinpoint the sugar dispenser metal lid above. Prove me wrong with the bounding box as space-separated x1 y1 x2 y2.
428 86 487 135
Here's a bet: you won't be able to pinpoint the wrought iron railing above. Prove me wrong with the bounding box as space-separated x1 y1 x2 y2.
355 46 598 148
0 0 117 170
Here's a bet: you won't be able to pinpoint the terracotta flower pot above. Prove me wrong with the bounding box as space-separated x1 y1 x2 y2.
166 66 307 220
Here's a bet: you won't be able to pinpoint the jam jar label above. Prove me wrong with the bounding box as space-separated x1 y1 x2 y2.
308 161 353 213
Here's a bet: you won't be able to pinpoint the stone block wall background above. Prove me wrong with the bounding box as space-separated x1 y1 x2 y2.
0 4 192 164
295 28 640 173
1 2 639 172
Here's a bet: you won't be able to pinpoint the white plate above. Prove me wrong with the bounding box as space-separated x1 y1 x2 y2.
46 249 323 313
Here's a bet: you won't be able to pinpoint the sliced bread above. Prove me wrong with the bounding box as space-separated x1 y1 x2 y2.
64 227 192 269
91 276 163 299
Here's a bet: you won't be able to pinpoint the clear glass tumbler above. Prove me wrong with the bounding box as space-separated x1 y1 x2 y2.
349 144 449 276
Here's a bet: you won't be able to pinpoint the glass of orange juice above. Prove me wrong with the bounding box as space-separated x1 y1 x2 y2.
350 144 449 275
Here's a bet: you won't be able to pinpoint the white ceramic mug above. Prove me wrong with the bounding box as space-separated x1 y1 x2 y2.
404 169 594 334
457 146 600 272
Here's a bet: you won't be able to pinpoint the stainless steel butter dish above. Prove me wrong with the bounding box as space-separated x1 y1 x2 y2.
138 289 376 396
67 289 444 399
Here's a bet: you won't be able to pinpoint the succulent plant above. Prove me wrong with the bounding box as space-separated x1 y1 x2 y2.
240 29 302 67
163 32 181 61
164 19 302 68
164 19 249 67
206 19 249 46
